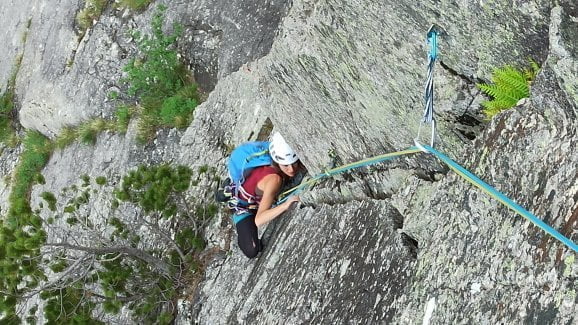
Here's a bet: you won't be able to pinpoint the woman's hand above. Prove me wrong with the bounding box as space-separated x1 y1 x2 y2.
283 195 300 209
254 174 301 227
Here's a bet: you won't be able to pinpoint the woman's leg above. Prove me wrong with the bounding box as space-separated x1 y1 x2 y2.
235 215 262 258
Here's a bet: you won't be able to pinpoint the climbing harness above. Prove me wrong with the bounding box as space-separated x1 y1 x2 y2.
277 25 578 253
217 142 272 221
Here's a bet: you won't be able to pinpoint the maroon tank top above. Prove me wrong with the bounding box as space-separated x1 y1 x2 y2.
240 166 280 202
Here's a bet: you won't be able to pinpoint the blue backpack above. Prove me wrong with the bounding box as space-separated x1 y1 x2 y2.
227 141 272 196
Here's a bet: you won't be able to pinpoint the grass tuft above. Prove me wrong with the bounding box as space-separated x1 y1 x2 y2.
78 122 98 145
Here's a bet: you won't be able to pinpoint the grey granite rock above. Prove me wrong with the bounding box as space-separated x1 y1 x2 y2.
0 0 33 89
0 0 576 324
13 0 289 136
187 1 577 324
192 200 418 324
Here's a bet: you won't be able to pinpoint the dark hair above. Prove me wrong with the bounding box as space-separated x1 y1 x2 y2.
271 160 302 179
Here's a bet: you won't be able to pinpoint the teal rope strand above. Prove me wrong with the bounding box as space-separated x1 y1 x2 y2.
423 145 578 253
277 147 421 203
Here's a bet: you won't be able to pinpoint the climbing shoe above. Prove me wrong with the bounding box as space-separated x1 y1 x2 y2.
215 178 232 202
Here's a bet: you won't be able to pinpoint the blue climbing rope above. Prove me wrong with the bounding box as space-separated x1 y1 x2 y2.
418 144 578 253
278 147 422 202
414 25 577 253
276 25 578 253
279 140 578 252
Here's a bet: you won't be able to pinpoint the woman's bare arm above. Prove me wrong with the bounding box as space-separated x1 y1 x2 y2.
254 174 300 227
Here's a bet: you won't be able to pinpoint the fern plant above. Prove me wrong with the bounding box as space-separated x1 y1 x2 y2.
477 60 539 119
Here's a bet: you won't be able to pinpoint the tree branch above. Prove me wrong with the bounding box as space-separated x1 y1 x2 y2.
89 291 148 303
140 216 186 261
45 242 172 277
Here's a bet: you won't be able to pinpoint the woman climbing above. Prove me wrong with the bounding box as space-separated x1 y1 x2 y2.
229 132 301 258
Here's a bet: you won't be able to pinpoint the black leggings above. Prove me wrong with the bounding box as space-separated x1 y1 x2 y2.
236 215 262 258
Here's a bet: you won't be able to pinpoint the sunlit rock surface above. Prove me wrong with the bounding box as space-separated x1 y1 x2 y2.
0 0 576 323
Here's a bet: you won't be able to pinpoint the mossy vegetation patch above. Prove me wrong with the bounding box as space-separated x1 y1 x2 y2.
76 0 108 33
0 36 27 147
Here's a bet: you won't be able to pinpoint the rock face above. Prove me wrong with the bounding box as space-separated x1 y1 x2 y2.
1 0 577 324
193 201 417 324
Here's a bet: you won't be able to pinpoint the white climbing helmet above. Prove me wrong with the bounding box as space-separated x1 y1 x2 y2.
269 132 298 165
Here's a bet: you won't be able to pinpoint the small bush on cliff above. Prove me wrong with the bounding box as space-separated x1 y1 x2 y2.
477 60 539 119
115 104 132 133
123 5 186 99
159 94 198 128
54 126 78 149
50 5 200 150
0 131 52 324
8 131 52 218
122 5 199 142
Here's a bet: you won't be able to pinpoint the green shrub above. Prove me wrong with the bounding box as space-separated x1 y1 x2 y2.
66 217 78 225
0 46 25 147
157 311 174 325
477 60 539 119
0 87 17 146
1 131 52 319
81 174 90 187
76 119 107 145
90 118 109 132
54 126 78 149
140 96 164 114
115 105 131 133
176 83 199 101
54 117 115 149
120 5 200 140
9 131 52 218
122 5 185 99
115 164 192 218
95 176 107 185
49 259 68 273
35 173 45 185
174 226 205 253
198 165 209 174
136 114 159 144
40 192 57 212
42 286 99 324
159 95 197 128
205 203 218 218
78 123 98 145
0 92 13 122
